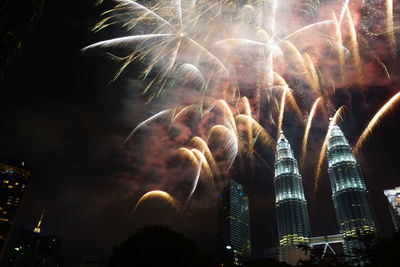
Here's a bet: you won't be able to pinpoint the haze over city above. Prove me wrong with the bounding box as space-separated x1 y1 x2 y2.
1 0 400 266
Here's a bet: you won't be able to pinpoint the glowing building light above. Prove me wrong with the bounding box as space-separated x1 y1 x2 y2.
218 180 252 264
326 125 377 262
384 187 400 232
274 131 311 265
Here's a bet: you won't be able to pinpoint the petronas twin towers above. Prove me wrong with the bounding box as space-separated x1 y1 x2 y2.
274 126 377 264
326 126 377 256
274 132 311 263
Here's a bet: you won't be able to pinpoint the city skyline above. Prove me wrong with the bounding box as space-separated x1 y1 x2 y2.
1 0 400 266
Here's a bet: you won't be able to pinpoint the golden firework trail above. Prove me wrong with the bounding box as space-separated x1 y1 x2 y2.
280 40 307 76
171 105 197 122
84 0 229 101
235 115 274 149
303 53 320 97
343 7 362 84
282 20 335 41
354 91 400 154
177 63 206 90
313 105 346 194
301 97 321 168
338 0 349 26
121 109 172 146
185 158 202 205
178 147 200 168
237 97 254 163
215 38 271 48
181 147 216 206
357 35 391 79
239 96 252 116
385 0 397 57
332 12 345 77
134 190 178 212
191 148 214 183
208 124 238 170
178 147 206 205
212 99 237 134
273 73 303 120
190 136 219 177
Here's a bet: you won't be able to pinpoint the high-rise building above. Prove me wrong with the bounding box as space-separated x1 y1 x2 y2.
0 162 30 256
274 131 311 265
383 187 400 232
218 179 252 264
5 211 63 267
326 125 377 259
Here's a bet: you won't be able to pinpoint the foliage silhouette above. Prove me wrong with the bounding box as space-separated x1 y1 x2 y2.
109 225 210 267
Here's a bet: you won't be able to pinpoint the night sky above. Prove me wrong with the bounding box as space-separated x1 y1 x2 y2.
1 1 400 266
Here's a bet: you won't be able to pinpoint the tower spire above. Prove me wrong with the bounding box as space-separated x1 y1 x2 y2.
34 209 45 234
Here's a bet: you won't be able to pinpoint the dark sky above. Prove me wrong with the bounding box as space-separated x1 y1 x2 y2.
1 0 400 266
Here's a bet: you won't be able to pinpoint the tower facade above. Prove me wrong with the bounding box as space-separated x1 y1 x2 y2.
218 179 252 264
5 212 63 267
326 125 377 258
274 132 311 264
0 162 30 257
383 187 400 232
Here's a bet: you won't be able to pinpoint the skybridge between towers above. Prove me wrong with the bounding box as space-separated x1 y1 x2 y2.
309 234 343 256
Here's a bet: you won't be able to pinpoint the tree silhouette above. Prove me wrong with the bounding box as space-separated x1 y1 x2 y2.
109 225 210 267
243 258 290 267
363 232 400 267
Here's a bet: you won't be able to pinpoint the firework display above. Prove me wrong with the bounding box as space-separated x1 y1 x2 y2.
84 0 400 208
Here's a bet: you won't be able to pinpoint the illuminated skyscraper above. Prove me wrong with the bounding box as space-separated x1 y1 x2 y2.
5 211 63 267
383 187 400 232
0 162 30 257
274 131 311 264
326 125 377 258
218 179 252 264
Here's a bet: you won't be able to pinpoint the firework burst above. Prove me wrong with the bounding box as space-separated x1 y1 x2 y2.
86 0 399 207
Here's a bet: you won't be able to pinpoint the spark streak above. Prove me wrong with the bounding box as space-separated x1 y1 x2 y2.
303 53 320 96
282 20 335 41
208 124 238 170
82 34 175 51
343 7 362 84
354 91 400 154
301 97 321 167
191 136 219 177
121 109 171 146
235 115 274 149
385 0 397 57
185 156 203 206
191 148 214 182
